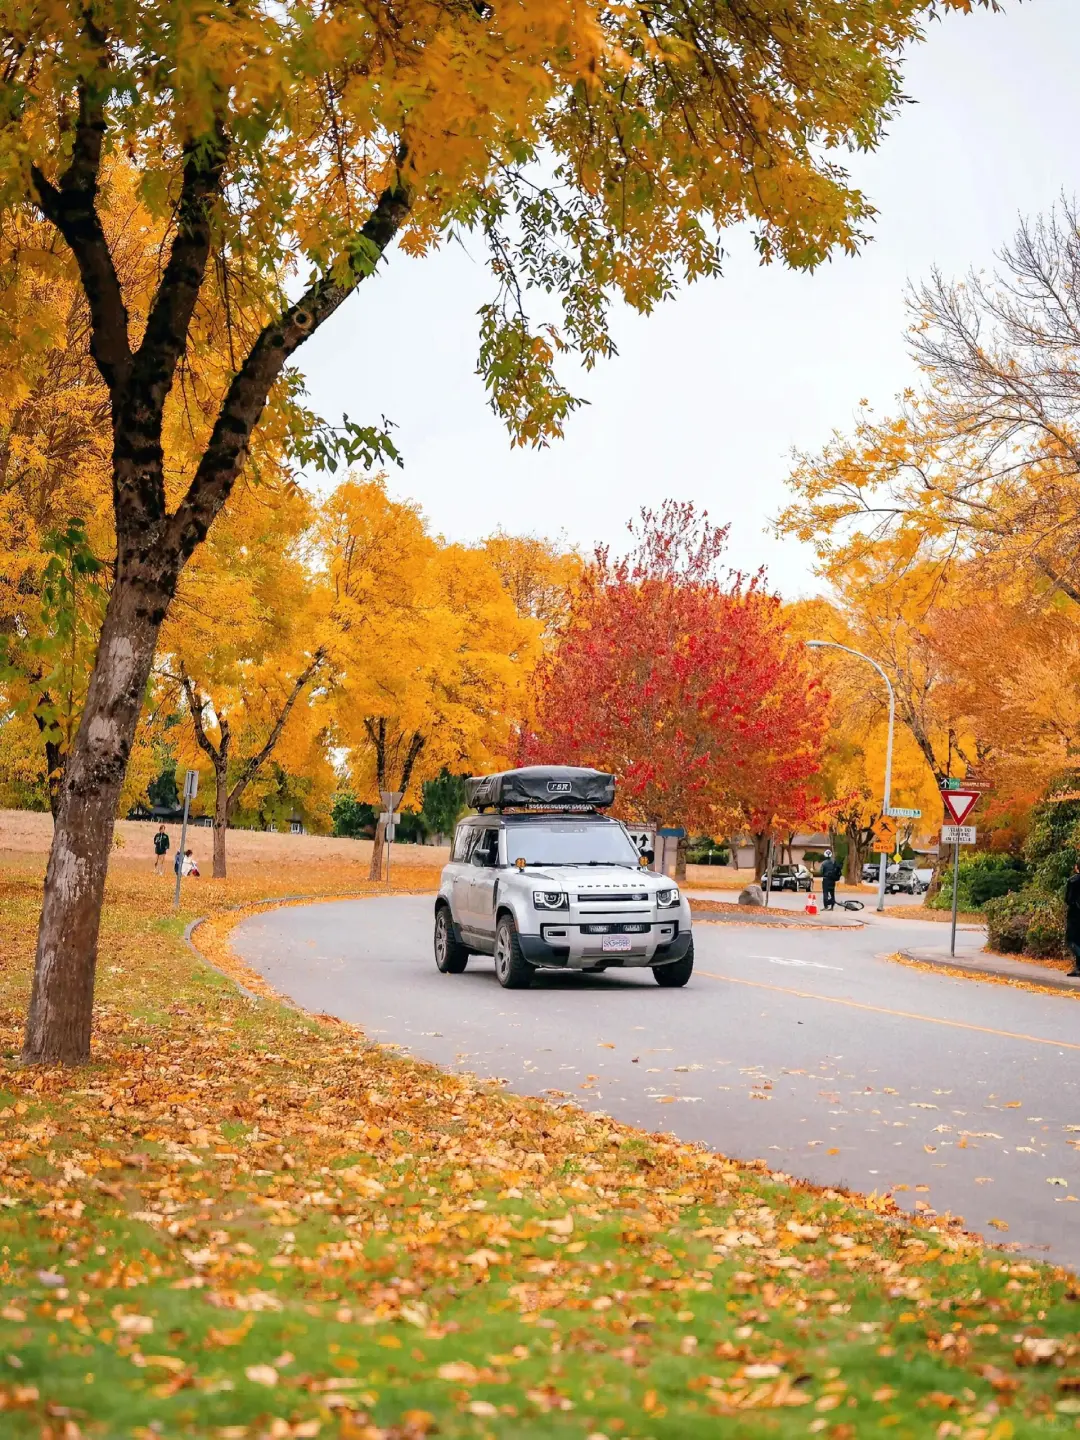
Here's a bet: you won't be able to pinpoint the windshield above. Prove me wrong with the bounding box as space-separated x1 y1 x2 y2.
505 822 640 867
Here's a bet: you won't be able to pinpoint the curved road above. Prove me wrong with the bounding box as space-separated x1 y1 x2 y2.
232 897 1080 1269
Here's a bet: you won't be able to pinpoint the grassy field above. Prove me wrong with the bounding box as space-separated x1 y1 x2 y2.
0 855 1077 1437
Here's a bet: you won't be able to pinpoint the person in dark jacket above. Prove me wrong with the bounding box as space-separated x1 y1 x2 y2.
820 853 843 911
153 824 170 874
1065 861 1080 976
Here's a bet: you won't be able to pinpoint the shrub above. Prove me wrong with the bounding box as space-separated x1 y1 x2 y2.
930 851 1027 912
1023 897 1066 959
984 892 1064 959
984 894 1029 954
1024 773 1080 891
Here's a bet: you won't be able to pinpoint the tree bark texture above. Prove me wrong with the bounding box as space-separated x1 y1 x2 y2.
23 576 168 1063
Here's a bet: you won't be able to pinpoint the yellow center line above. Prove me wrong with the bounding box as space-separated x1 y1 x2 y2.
696 970 1080 1052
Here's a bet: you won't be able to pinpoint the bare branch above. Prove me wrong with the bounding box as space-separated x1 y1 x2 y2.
30 81 131 397
166 170 411 563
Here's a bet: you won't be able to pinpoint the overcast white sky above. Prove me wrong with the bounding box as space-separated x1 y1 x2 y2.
298 0 1080 597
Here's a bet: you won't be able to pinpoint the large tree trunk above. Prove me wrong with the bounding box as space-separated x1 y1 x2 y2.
752 832 771 881
369 817 386 882
843 823 866 884
212 764 229 879
23 579 164 1064
675 834 688 882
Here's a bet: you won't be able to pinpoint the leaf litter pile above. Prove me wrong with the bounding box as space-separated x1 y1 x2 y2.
0 859 1077 1437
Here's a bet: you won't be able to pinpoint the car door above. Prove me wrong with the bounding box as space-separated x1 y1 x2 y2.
451 824 479 928
468 826 502 939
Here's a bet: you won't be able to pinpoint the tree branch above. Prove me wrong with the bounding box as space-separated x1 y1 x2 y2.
166 168 411 563
178 666 224 770
227 650 326 812
132 124 229 418
398 730 426 794
30 80 132 398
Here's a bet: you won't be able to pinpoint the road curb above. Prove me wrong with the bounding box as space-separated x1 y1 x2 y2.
897 947 1080 994
183 916 261 1002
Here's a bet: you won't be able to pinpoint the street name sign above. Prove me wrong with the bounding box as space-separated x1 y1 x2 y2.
885 807 921 819
941 825 976 845
941 789 980 825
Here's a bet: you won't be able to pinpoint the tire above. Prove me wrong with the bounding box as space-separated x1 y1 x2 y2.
434 906 469 974
493 914 533 989
654 939 694 988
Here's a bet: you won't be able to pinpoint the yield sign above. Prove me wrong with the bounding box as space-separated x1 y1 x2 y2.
941 789 979 825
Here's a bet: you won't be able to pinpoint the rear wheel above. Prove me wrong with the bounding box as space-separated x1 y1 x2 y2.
494 915 533 989
654 939 694 987
434 906 469 974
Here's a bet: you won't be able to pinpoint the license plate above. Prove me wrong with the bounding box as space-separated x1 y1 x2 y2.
602 935 633 953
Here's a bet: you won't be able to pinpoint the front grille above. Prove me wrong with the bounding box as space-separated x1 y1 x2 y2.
581 922 650 935
577 892 650 903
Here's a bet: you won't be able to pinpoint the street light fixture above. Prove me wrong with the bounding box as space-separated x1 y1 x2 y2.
805 640 896 913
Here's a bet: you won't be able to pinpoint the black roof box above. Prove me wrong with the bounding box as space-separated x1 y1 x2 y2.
465 765 615 812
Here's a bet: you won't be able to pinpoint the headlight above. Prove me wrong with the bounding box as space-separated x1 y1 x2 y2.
533 890 569 910
656 887 680 908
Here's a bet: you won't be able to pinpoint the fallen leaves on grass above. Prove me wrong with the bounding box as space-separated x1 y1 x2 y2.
0 859 1077 1436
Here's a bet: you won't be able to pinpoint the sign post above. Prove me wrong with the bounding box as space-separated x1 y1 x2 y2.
379 790 403 884
173 768 198 911
940 789 981 957
763 836 774 908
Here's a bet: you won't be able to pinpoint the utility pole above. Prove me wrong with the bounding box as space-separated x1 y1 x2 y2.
173 769 198 911
806 641 895 913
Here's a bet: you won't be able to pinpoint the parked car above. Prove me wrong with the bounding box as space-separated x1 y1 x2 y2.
861 859 882 883
885 860 931 895
762 864 812 892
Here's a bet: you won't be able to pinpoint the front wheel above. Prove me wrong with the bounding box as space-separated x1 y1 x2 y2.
654 940 694 988
434 906 469 974
494 915 533 989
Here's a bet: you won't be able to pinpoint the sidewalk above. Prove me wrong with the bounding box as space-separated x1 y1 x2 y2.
897 941 1080 993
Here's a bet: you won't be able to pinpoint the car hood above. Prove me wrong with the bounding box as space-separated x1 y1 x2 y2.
520 865 672 893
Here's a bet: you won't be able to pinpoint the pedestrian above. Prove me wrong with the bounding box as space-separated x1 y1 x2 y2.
1065 860 1080 977
820 852 843 911
174 847 198 879
152 824 170 874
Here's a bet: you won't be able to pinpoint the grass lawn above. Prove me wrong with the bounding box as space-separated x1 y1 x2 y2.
0 856 1077 1437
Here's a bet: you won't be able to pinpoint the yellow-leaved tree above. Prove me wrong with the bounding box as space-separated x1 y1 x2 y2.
159 479 331 878
5 0 998 1060
320 478 541 879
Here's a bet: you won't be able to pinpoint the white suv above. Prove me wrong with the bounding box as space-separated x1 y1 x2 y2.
433 766 694 989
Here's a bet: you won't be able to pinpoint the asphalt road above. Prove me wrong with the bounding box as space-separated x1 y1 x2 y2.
231 897 1080 1269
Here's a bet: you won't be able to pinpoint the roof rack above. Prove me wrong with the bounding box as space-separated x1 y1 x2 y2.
465 766 615 813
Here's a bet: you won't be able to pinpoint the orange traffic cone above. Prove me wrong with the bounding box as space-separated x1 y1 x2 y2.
805 894 818 915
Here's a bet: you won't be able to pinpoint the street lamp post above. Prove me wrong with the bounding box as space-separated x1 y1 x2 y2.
806 641 895 913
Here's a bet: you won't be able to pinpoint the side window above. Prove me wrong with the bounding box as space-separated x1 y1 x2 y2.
453 825 479 863
473 828 500 867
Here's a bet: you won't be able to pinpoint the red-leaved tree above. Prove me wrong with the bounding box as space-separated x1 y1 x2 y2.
522 502 828 870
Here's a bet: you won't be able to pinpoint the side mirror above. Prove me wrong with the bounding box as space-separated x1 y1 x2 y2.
472 848 491 868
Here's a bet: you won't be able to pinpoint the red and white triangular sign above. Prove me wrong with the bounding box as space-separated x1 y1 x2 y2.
941 789 979 825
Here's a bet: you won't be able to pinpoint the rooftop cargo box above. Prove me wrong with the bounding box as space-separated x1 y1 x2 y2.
465 766 615 812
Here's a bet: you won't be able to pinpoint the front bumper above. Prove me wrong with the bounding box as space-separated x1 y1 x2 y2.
518 924 692 969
